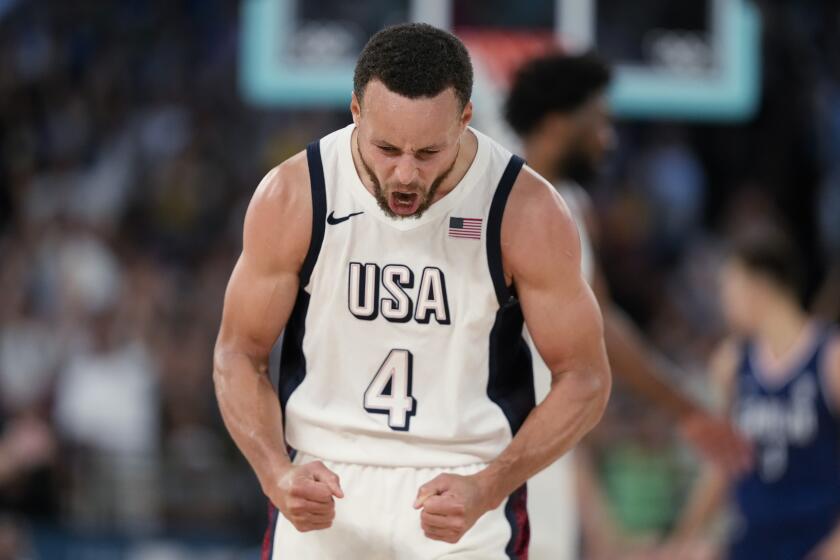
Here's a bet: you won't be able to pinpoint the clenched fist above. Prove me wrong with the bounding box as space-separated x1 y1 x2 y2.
269 461 344 532
414 473 493 544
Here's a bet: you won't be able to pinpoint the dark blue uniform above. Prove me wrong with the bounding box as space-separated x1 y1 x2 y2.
730 326 840 560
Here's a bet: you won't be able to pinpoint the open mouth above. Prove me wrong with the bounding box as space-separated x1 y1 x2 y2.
389 191 421 216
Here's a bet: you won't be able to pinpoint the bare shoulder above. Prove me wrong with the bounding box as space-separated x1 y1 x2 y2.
823 330 840 380
814 329 840 413
243 150 312 273
501 165 582 287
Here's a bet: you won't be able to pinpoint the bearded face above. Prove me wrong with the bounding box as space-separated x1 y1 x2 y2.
351 80 471 219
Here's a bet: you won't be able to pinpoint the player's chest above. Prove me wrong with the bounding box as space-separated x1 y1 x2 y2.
311 220 495 327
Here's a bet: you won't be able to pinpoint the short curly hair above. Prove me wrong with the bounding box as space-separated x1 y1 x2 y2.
353 23 473 109
505 52 612 136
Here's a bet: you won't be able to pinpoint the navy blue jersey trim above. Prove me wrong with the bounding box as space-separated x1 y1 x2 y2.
261 502 278 560
301 141 327 287
504 484 530 559
278 291 311 415
487 299 535 435
486 155 525 306
486 157 535 446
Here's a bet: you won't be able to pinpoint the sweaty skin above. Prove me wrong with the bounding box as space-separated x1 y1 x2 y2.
213 156 345 533
213 83 611 543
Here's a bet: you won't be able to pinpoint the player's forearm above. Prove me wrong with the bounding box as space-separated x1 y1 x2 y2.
213 347 292 492
475 364 610 509
604 306 699 419
673 468 727 542
576 446 625 555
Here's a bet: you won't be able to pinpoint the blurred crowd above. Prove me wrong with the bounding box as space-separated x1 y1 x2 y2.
0 1 291 555
0 0 838 558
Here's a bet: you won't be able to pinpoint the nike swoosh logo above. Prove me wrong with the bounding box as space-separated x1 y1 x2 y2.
327 211 364 225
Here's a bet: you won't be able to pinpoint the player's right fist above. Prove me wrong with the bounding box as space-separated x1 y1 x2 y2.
270 460 344 532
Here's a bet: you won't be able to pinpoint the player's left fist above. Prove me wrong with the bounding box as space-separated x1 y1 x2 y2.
413 473 491 544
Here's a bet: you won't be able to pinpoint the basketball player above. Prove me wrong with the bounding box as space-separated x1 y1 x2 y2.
669 226 840 559
213 24 611 559
504 52 752 559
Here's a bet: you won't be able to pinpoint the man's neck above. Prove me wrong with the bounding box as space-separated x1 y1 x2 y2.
756 297 810 361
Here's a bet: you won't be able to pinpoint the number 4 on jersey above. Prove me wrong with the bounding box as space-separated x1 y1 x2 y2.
364 349 417 431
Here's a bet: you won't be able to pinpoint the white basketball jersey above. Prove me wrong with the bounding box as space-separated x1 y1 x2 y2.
555 182 594 284
278 124 534 468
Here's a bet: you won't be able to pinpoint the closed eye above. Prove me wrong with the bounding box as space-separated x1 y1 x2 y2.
377 145 399 154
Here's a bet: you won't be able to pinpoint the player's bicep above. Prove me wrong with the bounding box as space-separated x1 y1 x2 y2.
505 174 608 382
216 157 311 361
519 267 605 383
218 252 300 360
709 340 740 414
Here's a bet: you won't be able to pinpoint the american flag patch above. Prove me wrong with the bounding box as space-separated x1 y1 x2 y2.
448 217 483 239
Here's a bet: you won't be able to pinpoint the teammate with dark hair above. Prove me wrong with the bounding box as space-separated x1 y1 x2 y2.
505 51 752 559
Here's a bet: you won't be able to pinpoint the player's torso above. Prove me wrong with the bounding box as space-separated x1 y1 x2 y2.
732 324 840 525
279 124 534 467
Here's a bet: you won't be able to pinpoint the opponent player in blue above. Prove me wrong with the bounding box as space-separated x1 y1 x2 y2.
672 226 840 560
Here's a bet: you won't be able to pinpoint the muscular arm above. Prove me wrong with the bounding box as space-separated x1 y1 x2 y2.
672 341 739 543
214 155 342 531
214 159 310 486
584 204 750 471
477 170 611 503
594 283 695 419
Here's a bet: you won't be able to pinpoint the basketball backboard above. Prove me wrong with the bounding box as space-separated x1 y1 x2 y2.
240 0 760 121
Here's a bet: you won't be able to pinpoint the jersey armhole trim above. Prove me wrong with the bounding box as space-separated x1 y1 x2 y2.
486 155 525 306
300 140 327 287
817 327 840 419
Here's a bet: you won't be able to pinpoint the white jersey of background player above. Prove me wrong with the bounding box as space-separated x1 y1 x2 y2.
526 182 593 560
499 51 752 560
214 23 610 560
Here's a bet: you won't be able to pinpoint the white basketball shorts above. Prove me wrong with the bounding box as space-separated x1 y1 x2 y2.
262 452 529 559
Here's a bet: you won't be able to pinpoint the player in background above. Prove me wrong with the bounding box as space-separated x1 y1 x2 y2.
813 262 840 324
214 24 610 559
668 226 840 560
504 52 752 559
